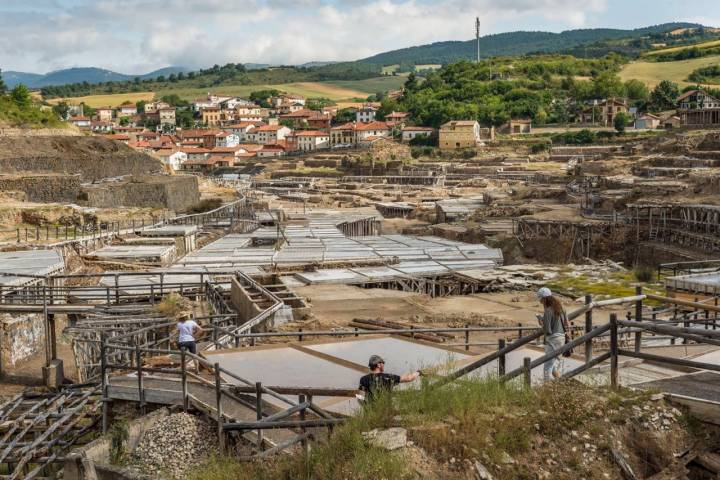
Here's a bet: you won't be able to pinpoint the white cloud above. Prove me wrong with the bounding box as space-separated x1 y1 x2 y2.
1 0 612 73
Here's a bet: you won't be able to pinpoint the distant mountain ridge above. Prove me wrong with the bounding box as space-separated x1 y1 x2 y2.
358 22 708 65
2 66 189 88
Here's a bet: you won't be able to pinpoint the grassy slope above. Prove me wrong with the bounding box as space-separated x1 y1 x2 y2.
185 378 691 480
619 55 720 87
43 76 407 107
643 39 720 57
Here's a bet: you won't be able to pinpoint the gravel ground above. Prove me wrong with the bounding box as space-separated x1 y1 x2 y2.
133 412 218 479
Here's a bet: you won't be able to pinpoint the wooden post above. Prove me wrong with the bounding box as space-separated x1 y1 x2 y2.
255 382 263 450
634 330 642 353
498 339 506 376
100 334 108 434
136 345 145 414
298 328 303 342
523 357 531 387
299 394 309 462
181 348 188 413
585 294 593 364
464 324 470 352
215 364 225 453
517 323 523 340
610 313 618 390
635 286 643 321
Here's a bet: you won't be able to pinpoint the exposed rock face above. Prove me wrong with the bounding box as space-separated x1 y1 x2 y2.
0 136 162 181
80 175 200 212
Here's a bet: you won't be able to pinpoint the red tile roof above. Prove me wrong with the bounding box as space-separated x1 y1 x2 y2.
355 121 391 131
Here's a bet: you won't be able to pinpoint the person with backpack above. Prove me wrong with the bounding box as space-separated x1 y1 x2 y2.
536 287 571 381
358 355 421 402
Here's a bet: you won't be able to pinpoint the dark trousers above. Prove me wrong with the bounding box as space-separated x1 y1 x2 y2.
178 341 197 354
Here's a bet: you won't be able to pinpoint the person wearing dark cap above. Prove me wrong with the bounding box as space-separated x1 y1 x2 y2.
358 355 421 402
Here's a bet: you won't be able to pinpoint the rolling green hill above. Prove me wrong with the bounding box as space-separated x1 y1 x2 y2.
359 23 711 65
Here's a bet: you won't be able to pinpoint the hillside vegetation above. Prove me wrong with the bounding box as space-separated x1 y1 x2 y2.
359 23 713 66
40 63 382 99
377 55 645 128
185 378 697 480
0 79 65 128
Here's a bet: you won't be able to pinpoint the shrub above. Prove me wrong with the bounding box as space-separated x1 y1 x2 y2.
634 266 654 283
187 198 223 214
530 142 549 154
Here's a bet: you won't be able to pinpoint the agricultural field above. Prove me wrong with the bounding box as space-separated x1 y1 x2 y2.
643 39 720 57
46 91 156 107
44 76 407 106
619 55 720 87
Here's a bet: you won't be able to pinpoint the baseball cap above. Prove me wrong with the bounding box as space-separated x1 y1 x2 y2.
537 287 552 299
368 355 385 368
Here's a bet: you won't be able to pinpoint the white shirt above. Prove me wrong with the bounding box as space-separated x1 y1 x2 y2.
177 320 199 343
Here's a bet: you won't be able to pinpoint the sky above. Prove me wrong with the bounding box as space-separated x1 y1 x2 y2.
0 0 718 74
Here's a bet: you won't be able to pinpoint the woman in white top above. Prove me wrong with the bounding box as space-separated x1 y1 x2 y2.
176 314 202 355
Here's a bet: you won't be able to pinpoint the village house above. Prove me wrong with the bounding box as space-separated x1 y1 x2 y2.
201 107 222 126
577 98 629 126
182 156 232 173
234 103 262 118
294 131 331 151
677 89 720 110
355 121 391 142
501 119 532 134
181 147 213 161
144 101 170 114
222 122 264 141
278 109 332 130
257 144 287 158
634 113 661 130
214 132 240 148
401 126 435 143
155 149 188 171
117 104 138 117
96 107 114 122
384 111 409 128
192 94 233 111
105 133 130 144
356 105 377 123
158 108 176 127
330 122 358 146
249 124 292 144
69 116 92 128
439 120 481 149
91 121 114 133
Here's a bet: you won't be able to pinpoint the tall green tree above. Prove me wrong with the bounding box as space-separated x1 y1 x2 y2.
614 112 629 134
649 80 680 111
0 69 6 94
10 84 31 107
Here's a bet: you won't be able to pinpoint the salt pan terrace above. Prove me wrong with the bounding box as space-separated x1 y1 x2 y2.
174 216 503 283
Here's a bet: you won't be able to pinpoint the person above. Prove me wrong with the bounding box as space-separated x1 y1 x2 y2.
358 355 421 402
536 287 571 381
176 314 202 355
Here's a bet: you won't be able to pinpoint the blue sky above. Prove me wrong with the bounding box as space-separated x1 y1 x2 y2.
0 0 717 74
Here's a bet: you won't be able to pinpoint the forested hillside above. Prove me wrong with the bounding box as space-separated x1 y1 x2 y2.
377 55 680 128
359 23 711 65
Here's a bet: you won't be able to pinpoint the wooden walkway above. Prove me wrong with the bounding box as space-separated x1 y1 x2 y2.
107 376 295 445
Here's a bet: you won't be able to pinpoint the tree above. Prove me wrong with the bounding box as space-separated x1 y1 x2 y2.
0 69 6 95
404 72 419 93
624 79 649 102
119 116 130 126
649 80 679 112
614 112 629 134
52 101 70 120
10 84 31 107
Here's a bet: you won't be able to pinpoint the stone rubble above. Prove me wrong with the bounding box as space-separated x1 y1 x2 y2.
133 412 218 479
